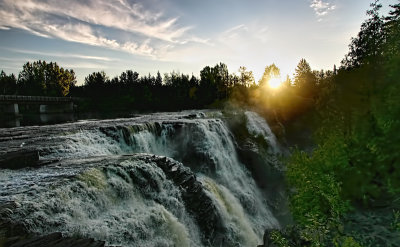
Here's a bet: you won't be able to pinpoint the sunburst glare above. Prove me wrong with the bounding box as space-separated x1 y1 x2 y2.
268 77 282 89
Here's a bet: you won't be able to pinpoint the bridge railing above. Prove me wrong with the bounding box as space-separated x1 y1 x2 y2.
0 95 81 102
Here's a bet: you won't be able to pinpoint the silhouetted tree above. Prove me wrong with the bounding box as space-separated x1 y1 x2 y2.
259 64 280 88
342 1 384 68
198 63 231 105
238 66 255 87
0 71 17 95
188 74 199 102
214 63 230 99
84 71 109 98
126 70 140 86
199 66 217 105
293 59 317 98
155 71 162 87
384 2 400 58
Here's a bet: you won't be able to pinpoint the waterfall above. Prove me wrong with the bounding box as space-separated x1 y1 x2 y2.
0 110 282 247
2 157 202 247
244 111 280 154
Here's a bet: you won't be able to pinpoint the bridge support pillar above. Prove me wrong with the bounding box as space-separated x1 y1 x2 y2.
3 103 19 115
39 102 74 114
67 101 74 112
39 105 47 114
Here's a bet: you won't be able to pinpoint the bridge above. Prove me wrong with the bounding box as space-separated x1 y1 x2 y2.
0 95 78 115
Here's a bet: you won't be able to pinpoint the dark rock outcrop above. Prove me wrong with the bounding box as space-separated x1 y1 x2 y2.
224 112 291 225
142 155 226 245
0 150 39 169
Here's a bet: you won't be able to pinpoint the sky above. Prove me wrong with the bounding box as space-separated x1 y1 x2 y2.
0 0 397 85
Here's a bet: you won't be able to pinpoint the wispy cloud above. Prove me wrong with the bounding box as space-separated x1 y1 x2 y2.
310 0 336 20
59 62 110 70
0 0 205 57
219 24 270 46
0 56 30 63
7 48 116 62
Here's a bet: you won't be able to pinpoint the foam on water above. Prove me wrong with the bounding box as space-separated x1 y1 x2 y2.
6 159 202 247
41 130 124 159
245 111 280 154
201 176 260 246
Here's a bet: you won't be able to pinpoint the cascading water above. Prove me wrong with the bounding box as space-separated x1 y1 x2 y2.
244 111 280 154
0 110 283 247
1 156 202 247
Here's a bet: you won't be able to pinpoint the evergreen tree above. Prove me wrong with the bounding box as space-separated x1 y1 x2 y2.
342 1 384 68
0 71 17 95
293 59 317 98
238 66 255 87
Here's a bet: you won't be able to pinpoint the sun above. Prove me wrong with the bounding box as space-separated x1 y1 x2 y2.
268 77 282 89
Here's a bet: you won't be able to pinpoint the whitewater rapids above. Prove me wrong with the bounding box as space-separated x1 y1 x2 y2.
0 110 283 247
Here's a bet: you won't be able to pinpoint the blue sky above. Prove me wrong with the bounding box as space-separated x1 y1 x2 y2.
0 0 397 85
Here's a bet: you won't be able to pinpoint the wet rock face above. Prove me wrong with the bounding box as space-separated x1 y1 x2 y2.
150 155 226 245
225 111 291 225
129 155 226 245
0 150 39 169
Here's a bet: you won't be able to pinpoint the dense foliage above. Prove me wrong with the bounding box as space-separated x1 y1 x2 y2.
281 1 400 246
0 61 76 97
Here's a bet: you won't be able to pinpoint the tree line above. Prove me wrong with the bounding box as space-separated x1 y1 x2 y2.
1 55 330 114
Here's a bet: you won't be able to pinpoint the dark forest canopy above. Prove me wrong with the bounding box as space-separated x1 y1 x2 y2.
1 58 333 115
